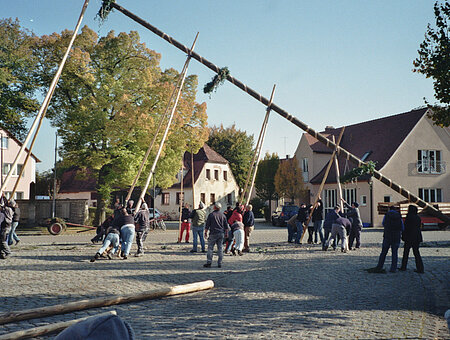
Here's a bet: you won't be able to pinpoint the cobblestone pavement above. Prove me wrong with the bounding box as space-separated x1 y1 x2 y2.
0 222 449 339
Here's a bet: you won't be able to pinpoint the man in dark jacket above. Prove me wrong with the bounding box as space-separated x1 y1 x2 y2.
295 203 308 244
322 206 341 250
342 199 363 249
8 200 20 246
324 215 351 252
312 199 324 244
204 202 229 268
134 202 150 257
0 195 13 259
369 206 404 273
242 204 255 252
400 205 424 273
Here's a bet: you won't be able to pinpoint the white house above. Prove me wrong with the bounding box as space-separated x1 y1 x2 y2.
0 126 40 199
294 108 449 226
155 144 240 219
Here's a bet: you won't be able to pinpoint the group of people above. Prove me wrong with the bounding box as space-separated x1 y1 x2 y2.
0 197 20 260
90 199 151 261
287 198 362 253
178 201 255 267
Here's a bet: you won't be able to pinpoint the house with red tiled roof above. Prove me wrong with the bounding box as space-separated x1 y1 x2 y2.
58 167 98 207
155 144 240 219
294 108 450 226
0 126 40 200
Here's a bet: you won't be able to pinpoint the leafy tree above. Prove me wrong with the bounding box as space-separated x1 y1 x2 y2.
274 156 306 203
413 1 450 127
0 18 39 138
34 27 207 224
254 152 279 213
207 124 254 189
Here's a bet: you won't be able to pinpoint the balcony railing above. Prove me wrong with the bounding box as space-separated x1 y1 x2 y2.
416 160 446 174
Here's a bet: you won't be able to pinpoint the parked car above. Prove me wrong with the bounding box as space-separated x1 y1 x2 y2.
148 207 162 219
277 204 299 227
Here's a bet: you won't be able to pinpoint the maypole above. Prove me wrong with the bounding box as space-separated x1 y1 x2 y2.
134 34 199 213
0 0 90 197
104 2 449 226
241 85 276 206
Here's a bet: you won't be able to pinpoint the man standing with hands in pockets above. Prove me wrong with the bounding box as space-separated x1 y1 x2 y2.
204 202 229 268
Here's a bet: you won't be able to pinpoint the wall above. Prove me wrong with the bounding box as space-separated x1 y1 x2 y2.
17 199 89 225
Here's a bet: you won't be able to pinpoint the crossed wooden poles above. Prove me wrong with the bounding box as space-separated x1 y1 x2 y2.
108 1 449 226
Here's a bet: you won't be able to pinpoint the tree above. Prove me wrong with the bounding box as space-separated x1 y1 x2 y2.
413 1 450 127
254 152 279 214
0 18 40 138
207 124 254 189
34 27 208 224
274 156 306 203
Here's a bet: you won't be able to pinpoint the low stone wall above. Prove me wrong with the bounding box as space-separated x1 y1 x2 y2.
16 199 89 225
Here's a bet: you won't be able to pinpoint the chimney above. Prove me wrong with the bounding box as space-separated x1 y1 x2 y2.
325 126 334 131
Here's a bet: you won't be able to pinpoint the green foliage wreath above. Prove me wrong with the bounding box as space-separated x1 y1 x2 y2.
97 0 116 21
340 161 377 184
203 67 230 95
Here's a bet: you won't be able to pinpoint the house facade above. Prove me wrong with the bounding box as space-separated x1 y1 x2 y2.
0 126 39 200
155 144 240 219
58 167 97 207
294 108 449 226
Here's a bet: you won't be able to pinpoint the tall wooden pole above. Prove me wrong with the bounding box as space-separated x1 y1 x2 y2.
134 33 198 213
299 128 345 243
333 136 344 212
242 85 276 206
0 0 90 197
108 2 449 226
191 148 195 207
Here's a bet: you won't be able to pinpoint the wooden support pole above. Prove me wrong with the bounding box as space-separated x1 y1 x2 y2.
299 128 345 243
333 136 344 212
134 32 199 213
0 0 90 197
108 2 449 226
0 311 117 340
241 85 276 206
0 280 214 326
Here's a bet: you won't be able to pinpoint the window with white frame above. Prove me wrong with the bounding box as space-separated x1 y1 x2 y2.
418 188 442 203
342 188 357 212
2 163 24 177
1 137 8 149
323 189 337 215
417 150 442 174
360 195 367 206
302 158 309 182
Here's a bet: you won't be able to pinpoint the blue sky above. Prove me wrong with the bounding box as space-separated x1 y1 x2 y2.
2 0 438 171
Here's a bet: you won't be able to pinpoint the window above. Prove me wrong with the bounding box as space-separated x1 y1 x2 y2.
15 192 24 200
302 158 309 182
214 169 219 180
2 163 24 177
223 171 228 181
323 189 337 215
342 188 356 206
418 150 442 173
161 193 170 205
419 188 442 203
383 196 391 203
206 169 211 180
200 193 206 205
176 192 184 205
227 193 232 205
302 158 309 173
361 151 372 162
360 195 367 206
210 193 215 204
1 137 8 149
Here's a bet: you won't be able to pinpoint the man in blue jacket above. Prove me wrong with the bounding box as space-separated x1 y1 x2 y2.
322 206 340 251
368 206 404 273
204 202 229 268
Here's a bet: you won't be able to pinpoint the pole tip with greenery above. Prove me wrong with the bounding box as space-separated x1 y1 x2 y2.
203 67 230 95
96 0 116 22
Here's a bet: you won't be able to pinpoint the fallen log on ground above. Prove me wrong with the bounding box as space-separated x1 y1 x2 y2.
0 280 214 325
0 311 116 340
